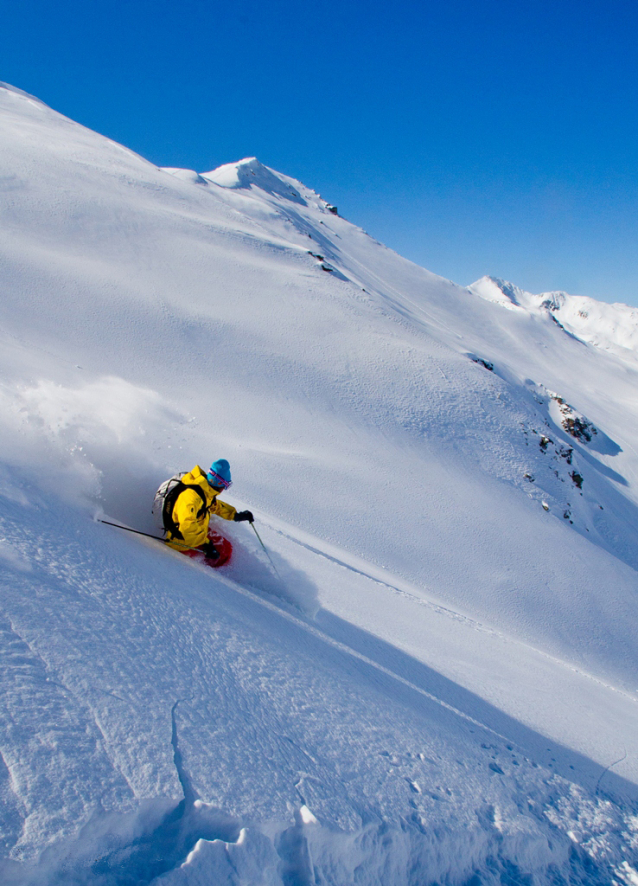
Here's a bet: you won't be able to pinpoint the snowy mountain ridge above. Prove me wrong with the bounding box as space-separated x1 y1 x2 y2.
1 82 638 885
468 275 638 358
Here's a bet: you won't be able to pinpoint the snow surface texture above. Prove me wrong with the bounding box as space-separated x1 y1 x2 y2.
1 81 638 884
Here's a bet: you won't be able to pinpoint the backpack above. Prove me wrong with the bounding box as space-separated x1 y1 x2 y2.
152 473 208 539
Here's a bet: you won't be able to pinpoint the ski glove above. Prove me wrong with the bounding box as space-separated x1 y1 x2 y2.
234 510 254 523
201 541 220 560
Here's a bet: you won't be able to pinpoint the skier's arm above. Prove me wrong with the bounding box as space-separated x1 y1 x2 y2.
211 498 237 521
172 488 210 547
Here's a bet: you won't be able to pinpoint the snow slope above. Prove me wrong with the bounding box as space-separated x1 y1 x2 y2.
1 82 638 884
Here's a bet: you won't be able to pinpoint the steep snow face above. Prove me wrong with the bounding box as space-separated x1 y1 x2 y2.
469 275 638 358
3 486 637 885
1 82 638 883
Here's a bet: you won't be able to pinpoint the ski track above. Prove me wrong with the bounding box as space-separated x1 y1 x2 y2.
263 515 638 724
192 552 514 744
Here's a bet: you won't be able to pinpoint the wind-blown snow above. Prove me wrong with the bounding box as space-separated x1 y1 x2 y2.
1 82 638 884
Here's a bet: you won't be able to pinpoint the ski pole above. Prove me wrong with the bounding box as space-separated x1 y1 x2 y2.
98 519 200 552
251 522 283 582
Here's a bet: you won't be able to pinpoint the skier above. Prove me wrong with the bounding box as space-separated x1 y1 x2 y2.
155 459 253 562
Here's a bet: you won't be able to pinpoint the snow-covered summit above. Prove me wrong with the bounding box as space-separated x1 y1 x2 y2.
467 275 527 309
469 274 638 357
2 82 638 884
202 157 307 205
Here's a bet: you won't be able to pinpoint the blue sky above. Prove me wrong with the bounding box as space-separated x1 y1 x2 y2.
3 0 637 305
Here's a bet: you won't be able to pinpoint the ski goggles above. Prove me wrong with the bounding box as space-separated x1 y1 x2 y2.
207 470 232 491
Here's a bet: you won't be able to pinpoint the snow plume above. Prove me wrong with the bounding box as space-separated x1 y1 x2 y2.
0 375 182 511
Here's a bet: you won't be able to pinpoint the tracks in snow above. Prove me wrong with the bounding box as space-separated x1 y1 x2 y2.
258 516 638 709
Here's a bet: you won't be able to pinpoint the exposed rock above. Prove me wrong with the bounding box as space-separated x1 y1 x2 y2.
471 356 494 372
558 447 573 464
548 393 598 443
570 471 584 489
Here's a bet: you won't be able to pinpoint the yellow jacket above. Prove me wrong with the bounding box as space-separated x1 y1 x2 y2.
166 465 236 549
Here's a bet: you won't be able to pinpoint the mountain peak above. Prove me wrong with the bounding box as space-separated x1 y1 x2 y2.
467 275 525 308
468 275 638 358
202 157 307 205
